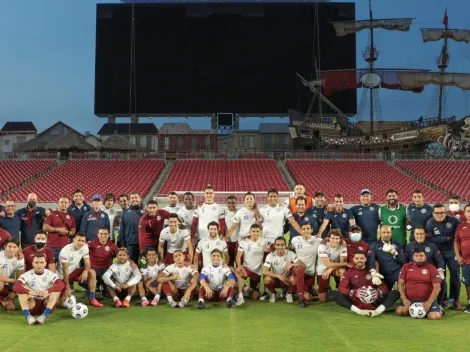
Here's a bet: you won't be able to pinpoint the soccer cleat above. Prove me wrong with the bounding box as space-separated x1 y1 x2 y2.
236 296 245 306
141 299 150 307
464 304 470 313
123 299 130 308
178 299 188 308
286 293 294 303
115 299 123 308
226 299 234 309
443 299 454 309
197 300 205 310
150 297 160 306
26 315 37 325
455 301 462 311
269 293 276 303
439 305 446 316
169 300 178 308
259 292 269 301
36 314 47 325
89 298 103 308
299 299 307 308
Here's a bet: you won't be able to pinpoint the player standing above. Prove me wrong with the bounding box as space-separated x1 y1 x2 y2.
447 195 467 221
379 189 407 246
138 200 169 255
23 230 56 272
454 204 470 313
118 192 145 263
224 195 238 266
312 191 328 238
318 194 355 238
191 185 226 242
80 194 110 241
137 248 165 306
159 214 193 265
177 192 196 228
163 192 182 214
406 190 433 242
0 239 25 310
350 189 380 244
194 221 229 268
284 183 313 213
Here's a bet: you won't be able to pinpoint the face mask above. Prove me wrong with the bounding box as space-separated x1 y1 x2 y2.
350 232 362 242
449 204 460 212
28 201 37 208
35 241 46 249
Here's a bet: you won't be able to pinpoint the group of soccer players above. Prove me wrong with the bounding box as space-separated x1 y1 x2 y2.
1 185 470 325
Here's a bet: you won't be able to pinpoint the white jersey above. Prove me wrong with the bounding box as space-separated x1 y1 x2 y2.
102 206 121 237
18 269 59 295
159 227 190 253
103 261 142 287
193 203 225 240
316 244 347 275
237 238 264 275
232 207 256 242
264 250 299 275
177 207 195 226
140 263 166 280
0 250 25 278
163 204 183 214
57 244 89 279
225 208 238 242
291 236 322 276
163 264 198 290
196 238 228 267
259 204 290 244
201 264 232 291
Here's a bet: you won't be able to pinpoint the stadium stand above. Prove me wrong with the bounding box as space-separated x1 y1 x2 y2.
0 160 56 196
7 160 165 202
285 160 447 203
396 161 470 200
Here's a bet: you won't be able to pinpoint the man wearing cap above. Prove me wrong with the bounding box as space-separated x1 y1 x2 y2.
406 190 433 242
317 194 355 239
350 189 380 244
345 225 370 264
80 194 110 241
312 192 328 238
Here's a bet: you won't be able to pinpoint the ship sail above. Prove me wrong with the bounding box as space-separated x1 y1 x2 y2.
421 29 470 43
331 18 413 36
398 72 470 90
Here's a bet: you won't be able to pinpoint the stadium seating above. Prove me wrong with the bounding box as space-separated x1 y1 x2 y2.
396 161 470 200
285 160 446 203
7 160 165 202
0 160 56 196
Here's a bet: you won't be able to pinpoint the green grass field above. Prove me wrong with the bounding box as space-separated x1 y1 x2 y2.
2 288 470 352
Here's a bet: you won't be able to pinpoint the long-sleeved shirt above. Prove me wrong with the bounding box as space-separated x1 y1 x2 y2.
118 205 146 246
367 240 407 276
102 260 142 287
426 216 461 252
67 202 90 231
80 210 110 241
0 214 21 240
404 240 445 270
17 206 46 246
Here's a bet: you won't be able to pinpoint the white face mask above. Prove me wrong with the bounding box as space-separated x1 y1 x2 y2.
449 204 460 212
350 232 362 242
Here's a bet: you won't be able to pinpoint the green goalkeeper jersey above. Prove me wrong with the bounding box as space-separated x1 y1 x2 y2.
380 205 407 245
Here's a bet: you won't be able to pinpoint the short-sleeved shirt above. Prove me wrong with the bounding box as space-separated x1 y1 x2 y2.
177 207 195 226
200 264 232 291
164 264 198 290
193 203 225 240
87 239 118 270
57 244 89 279
263 250 299 275
232 207 256 242
291 235 321 276
44 211 76 249
259 205 290 244
407 203 433 241
289 210 319 240
196 238 228 267
399 262 441 301
350 204 380 243
159 228 190 253
140 262 166 280
325 209 354 238
237 239 264 275
18 269 60 292
22 246 55 271
0 250 25 277
455 223 470 264
316 244 347 275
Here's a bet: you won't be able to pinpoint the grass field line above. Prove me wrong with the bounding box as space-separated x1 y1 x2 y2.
319 312 360 351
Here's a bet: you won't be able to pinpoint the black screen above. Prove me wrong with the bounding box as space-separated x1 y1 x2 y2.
217 113 233 126
94 2 356 116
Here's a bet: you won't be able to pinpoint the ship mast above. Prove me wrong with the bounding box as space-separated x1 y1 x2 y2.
437 9 449 120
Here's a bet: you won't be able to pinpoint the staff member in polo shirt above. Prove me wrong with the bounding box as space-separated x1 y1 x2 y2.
67 189 90 231
406 190 433 242
16 193 47 248
80 194 110 241
318 194 355 239
350 189 380 244
288 196 319 243
0 200 21 240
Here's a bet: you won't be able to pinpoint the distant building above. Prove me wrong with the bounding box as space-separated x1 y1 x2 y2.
0 122 37 153
98 123 158 151
84 133 101 148
158 123 216 152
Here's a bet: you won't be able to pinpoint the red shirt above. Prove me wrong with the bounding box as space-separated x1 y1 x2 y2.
455 222 470 264
88 238 118 269
138 210 169 252
345 239 370 264
0 228 11 248
447 210 467 222
22 245 55 271
44 210 76 249
399 262 441 301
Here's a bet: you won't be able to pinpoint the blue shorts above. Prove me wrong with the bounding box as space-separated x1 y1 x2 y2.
400 299 440 313
95 268 107 280
462 265 470 287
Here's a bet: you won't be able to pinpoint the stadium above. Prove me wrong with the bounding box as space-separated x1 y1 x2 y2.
1 1 470 351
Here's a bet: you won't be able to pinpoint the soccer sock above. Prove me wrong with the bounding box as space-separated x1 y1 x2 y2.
350 305 361 314
113 296 119 302
167 296 175 303
44 308 52 317
238 292 243 299
89 292 96 300
23 309 31 318
198 298 204 303
125 295 131 301
295 267 305 299
375 305 386 314
155 294 160 300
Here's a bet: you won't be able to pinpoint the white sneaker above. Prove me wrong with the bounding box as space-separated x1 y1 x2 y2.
27 315 36 325
269 293 276 303
169 300 177 308
259 292 269 301
150 297 159 306
177 299 188 308
286 293 293 303
36 314 47 324
236 296 245 306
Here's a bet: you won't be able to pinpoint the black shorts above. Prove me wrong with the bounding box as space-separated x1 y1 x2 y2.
462 265 470 287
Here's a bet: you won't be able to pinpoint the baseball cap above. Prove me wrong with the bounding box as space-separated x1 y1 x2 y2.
360 189 372 195
350 225 362 232
92 194 103 201
314 191 325 197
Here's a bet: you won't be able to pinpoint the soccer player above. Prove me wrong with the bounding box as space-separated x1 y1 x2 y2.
426 203 461 310
331 250 399 317
0 200 21 240
102 193 121 239
284 183 313 213
227 193 258 243
447 195 467 221
159 250 199 308
102 248 143 308
291 223 322 306
137 248 165 306
406 190 433 242
198 249 237 309
23 230 56 272
163 191 182 213
316 230 348 303
118 192 145 263
350 189 380 244
194 221 229 268
312 191 328 238
235 224 265 305
43 196 76 261
87 227 118 282
395 248 442 320
158 213 193 265
263 237 306 304
345 225 370 264
14 253 65 325
67 189 90 231
288 196 319 242
58 233 103 307
191 185 226 241
138 200 169 256
80 194 111 241
318 194 355 239
454 204 470 313
17 193 47 248
0 239 25 310
224 195 238 266
177 192 196 228
379 189 407 245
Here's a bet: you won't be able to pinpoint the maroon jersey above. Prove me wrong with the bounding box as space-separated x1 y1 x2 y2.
138 210 169 252
23 245 55 271
345 239 370 264
399 262 441 301
88 238 118 269
447 210 467 222
455 222 470 264
0 228 11 248
43 210 76 248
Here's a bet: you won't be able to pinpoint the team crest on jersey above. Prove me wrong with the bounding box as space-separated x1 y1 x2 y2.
369 207 374 211
421 209 427 213
212 206 216 211
455 214 461 219
157 216 161 221
446 223 452 228
42 277 47 282
366 274 372 280
257 242 262 247
304 217 309 221
358 247 364 251
84 207 88 211
66 215 70 219
105 246 110 251
216 241 220 246
125 268 130 274
425 247 430 253
140 210 145 214
244 215 249 220
79 250 83 255
342 214 347 218
101 214 105 218
12 261 17 267
422 269 428 275
276 208 281 212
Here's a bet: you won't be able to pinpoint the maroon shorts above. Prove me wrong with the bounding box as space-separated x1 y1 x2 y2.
198 287 234 302
242 267 261 290
269 278 288 289
69 268 85 283
304 274 315 293
0 286 12 300
317 271 340 294
29 299 47 316
165 251 190 265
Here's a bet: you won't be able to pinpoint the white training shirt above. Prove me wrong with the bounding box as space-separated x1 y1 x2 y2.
0 250 25 278
18 269 60 296
102 261 142 287
237 238 264 275
140 263 166 280
163 264 198 290
177 207 195 226
291 236 322 276
163 204 183 214
159 227 191 253
201 264 233 291
316 243 347 275
263 250 299 275
193 203 225 240
224 208 238 242
232 207 256 242
57 244 89 279
259 204 290 245
196 238 228 268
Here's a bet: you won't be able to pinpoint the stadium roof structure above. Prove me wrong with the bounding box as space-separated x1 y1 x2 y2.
1 122 37 133
98 123 158 136
98 133 136 151
43 134 95 152
258 123 290 134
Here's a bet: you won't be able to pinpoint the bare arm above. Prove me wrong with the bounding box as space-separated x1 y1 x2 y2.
186 239 194 263
287 217 303 235
321 256 348 269
227 223 238 239
317 219 330 238
158 241 165 263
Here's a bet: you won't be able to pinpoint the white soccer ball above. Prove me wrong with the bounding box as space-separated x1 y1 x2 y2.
409 302 426 319
71 303 88 319
359 286 378 304
62 295 77 309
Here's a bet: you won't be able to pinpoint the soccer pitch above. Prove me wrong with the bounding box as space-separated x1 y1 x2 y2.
2 290 469 352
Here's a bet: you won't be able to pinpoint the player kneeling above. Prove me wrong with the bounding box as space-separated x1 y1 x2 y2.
159 250 199 308
395 248 442 320
13 254 65 325
137 248 165 307
198 249 236 309
103 248 142 308
330 250 399 317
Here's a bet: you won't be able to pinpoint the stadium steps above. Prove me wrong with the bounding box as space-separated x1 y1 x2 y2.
277 161 295 190
144 160 174 202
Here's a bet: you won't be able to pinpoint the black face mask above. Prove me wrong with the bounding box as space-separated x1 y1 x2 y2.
35 241 46 249
28 201 37 208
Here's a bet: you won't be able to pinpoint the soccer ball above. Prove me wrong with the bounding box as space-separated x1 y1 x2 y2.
409 302 426 319
71 303 88 319
62 295 77 309
359 286 377 304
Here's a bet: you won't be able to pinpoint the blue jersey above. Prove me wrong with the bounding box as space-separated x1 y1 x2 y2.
0 215 21 240
17 207 46 246
407 203 433 242
404 240 444 270
425 216 461 252
80 210 111 241
67 202 91 231
312 206 327 237
289 209 320 240
325 209 354 238
367 240 406 276
350 204 380 244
